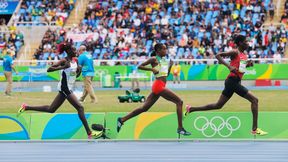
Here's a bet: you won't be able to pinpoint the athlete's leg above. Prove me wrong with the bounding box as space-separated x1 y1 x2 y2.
233 82 258 131
158 88 184 129
25 93 65 113
187 94 230 113
66 93 91 135
121 92 160 123
241 91 258 131
159 88 191 135
187 78 236 113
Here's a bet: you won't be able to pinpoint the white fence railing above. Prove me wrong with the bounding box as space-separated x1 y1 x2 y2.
1 58 287 66
15 21 57 26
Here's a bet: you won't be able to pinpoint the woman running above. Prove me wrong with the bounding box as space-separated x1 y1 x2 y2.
117 43 191 136
185 34 267 136
18 42 101 139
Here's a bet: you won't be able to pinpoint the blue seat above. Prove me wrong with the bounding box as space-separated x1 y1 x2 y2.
184 14 191 23
180 25 186 34
212 11 219 18
192 48 199 57
177 47 185 56
240 7 247 18
116 1 123 10
146 40 153 46
94 48 101 55
160 40 166 44
205 32 211 39
93 53 98 59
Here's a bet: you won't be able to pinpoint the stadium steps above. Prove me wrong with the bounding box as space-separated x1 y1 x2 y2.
16 26 51 62
264 0 285 24
65 0 89 27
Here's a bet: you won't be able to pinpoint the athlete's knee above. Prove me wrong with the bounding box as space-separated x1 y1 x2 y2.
141 107 149 112
214 103 224 109
47 107 57 113
176 99 183 107
251 97 259 105
77 106 84 113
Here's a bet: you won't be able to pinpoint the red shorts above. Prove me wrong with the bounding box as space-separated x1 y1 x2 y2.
152 80 166 95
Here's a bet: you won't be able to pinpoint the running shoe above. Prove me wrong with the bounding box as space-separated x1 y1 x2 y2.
116 117 123 133
177 128 191 136
251 128 268 136
88 130 103 139
17 103 27 117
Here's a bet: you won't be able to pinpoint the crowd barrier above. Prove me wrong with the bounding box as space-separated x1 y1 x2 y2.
0 112 287 140
1 64 288 82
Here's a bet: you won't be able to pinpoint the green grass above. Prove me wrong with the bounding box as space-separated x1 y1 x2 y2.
1 90 287 113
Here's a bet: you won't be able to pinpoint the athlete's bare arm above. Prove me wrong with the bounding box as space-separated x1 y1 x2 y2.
138 57 158 74
47 59 70 72
167 59 173 76
216 50 238 72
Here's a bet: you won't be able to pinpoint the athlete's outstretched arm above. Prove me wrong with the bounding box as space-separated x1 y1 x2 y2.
47 59 69 72
216 50 237 72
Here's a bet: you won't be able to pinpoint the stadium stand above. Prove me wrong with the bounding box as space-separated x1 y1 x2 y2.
0 18 24 59
29 0 287 64
16 0 75 26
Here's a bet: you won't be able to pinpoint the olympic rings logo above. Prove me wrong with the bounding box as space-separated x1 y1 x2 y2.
0 1 8 9
193 116 241 138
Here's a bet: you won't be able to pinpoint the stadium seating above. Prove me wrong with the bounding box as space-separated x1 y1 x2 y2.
0 18 24 59
32 0 287 64
17 0 75 26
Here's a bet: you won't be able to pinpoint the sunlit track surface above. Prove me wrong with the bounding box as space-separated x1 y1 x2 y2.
0 140 288 162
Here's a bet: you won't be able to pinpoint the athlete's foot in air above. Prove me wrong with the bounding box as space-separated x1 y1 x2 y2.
185 105 191 116
177 128 191 136
88 130 103 139
251 128 268 136
116 117 123 133
17 103 27 117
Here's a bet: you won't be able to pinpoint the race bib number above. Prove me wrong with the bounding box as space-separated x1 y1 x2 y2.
239 60 247 73
160 64 168 75
69 72 76 84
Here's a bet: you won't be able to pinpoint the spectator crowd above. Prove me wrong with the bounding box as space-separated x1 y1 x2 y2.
0 18 24 59
29 0 286 65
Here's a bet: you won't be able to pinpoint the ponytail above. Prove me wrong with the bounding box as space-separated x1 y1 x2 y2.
150 50 156 57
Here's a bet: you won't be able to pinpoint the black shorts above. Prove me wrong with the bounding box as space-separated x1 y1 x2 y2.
59 89 72 97
222 77 248 98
